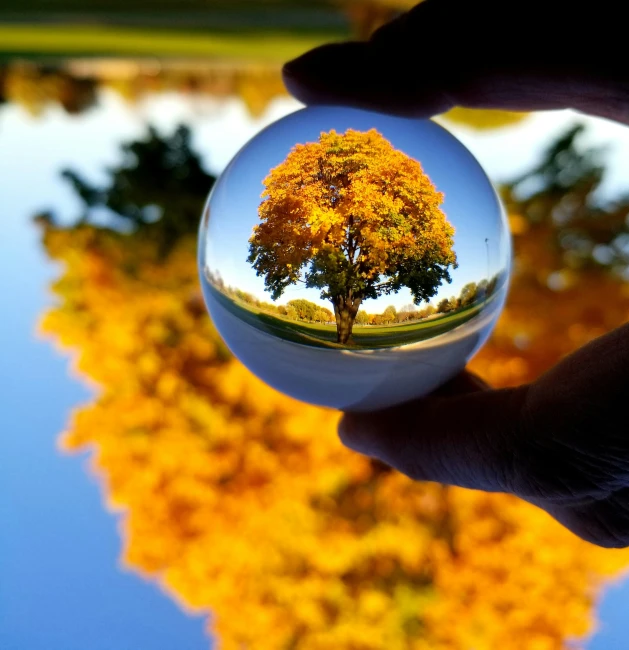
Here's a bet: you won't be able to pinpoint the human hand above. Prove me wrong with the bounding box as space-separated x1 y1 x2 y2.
282 0 629 548
283 0 629 126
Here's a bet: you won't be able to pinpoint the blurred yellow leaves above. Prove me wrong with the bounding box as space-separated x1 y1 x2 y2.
38 200 629 649
4 62 97 116
441 107 530 132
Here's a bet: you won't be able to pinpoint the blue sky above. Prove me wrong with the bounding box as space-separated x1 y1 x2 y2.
0 98 209 650
2 89 629 649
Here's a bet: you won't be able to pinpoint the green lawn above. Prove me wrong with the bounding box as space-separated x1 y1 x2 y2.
207 283 485 350
0 23 338 60
0 0 336 14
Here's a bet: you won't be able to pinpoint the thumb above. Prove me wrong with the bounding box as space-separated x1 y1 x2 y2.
283 0 629 123
282 8 460 119
338 377 529 494
282 0 483 117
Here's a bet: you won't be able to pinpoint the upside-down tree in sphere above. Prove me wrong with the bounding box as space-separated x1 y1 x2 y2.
247 128 458 344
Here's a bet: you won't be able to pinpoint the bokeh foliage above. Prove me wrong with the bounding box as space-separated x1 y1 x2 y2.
37 122 629 649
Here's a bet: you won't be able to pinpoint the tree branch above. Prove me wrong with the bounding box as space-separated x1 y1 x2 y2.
346 214 356 264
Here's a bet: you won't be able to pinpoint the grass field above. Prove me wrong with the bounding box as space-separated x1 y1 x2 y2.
207 283 485 350
0 23 340 60
0 0 336 13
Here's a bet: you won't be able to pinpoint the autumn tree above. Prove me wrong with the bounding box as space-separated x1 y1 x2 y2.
321 306 334 322
36 121 629 650
234 288 257 305
248 128 457 345
476 278 489 301
469 123 629 388
355 309 369 326
314 308 334 323
382 305 397 324
4 62 97 116
459 282 478 307
287 298 319 322
397 303 417 323
60 123 215 256
259 301 278 314
487 274 499 297
437 298 451 314
285 300 334 324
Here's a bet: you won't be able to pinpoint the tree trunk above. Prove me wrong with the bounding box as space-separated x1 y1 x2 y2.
333 294 362 345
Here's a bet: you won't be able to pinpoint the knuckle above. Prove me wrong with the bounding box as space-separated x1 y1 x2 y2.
586 490 629 549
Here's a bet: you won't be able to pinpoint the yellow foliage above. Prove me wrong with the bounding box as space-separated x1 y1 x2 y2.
440 107 530 131
252 128 455 287
39 206 629 649
249 128 457 343
4 62 96 116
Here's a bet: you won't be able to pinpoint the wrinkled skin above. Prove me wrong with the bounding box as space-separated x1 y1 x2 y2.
284 0 629 548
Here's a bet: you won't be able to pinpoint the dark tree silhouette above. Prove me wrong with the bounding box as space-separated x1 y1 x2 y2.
60 124 215 255
504 123 629 273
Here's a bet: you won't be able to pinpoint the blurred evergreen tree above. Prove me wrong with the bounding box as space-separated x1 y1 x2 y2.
503 123 629 276
61 124 216 257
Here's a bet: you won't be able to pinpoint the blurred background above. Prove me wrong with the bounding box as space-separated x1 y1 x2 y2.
3 2 629 649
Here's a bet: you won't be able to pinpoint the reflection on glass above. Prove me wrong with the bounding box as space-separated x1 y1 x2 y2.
32 98 629 650
199 106 511 410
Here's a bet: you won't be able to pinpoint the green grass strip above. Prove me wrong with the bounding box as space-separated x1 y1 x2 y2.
0 24 335 60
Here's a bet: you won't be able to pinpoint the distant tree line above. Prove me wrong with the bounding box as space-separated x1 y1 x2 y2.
354 275 502 326
210 271 502 328
0 60 286 119
210 275 335 324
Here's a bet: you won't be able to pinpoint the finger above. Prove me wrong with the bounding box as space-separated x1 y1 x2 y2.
282 37 458 119
284 44 625 121
282 0 478 117
430 369 491 397
338 382 529 493
506 322 629 503
283 0 629 123
524 489 629 549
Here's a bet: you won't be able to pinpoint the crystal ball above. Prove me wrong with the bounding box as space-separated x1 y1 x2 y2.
198 106 511 411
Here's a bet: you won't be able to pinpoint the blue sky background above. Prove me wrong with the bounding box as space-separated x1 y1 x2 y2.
0 96 210 650
2 89 629 649
204 106 510 312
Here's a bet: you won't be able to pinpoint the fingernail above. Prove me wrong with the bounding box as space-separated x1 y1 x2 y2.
283 43 451 119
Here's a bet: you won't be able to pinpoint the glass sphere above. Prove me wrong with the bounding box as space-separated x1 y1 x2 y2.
198 106 511 411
